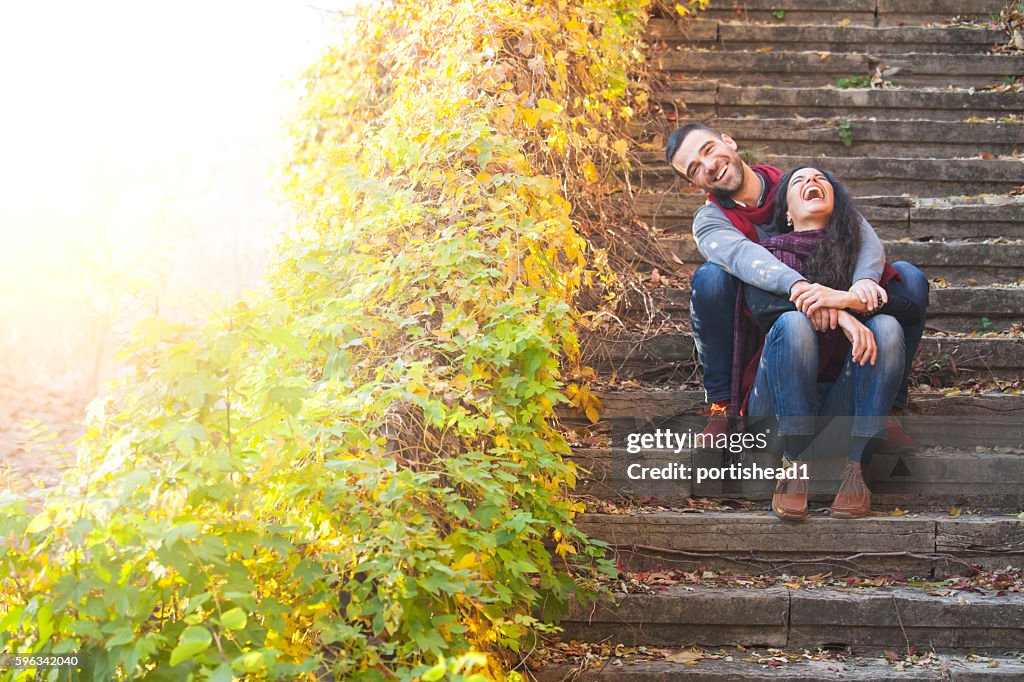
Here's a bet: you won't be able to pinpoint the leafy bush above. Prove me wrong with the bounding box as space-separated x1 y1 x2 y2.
0 0 654 679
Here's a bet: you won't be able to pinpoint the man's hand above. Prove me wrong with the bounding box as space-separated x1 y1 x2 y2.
789 280 812 300
791 282 854 316
837 311 877 366
849 278 887 313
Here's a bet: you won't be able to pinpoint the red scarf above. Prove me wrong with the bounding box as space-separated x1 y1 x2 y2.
706 165 784 242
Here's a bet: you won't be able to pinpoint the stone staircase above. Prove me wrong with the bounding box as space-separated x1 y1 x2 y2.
539 2 1024 678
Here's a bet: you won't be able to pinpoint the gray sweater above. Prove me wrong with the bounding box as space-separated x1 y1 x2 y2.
692 201 885 296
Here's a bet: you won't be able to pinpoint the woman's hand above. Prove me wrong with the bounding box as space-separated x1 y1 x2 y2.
848 278 888 313
808 308 839 331
791 282 856 316
837 311 877 366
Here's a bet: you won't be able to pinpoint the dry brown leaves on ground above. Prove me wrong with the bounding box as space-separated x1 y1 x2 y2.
603 567 1024 595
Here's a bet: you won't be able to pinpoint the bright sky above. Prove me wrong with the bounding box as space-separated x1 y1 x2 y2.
0 1 360 383
0 1 357 276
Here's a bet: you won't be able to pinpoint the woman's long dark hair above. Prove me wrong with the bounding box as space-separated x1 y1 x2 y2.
771 167 862 290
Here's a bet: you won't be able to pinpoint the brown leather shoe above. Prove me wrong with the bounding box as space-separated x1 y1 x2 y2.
874 414 918 455
772 465 808 521
831 461 871 518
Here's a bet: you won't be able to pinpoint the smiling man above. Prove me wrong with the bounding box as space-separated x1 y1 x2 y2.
665 124 929 452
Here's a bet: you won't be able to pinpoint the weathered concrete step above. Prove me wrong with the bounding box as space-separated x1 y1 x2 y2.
687 0 1007 26
561 388 1024 423
655 51 1024 88
650 18 1006 53
636 154 1024 198
646 286 1024 333
652 237 1024 285
562 387 1024 430
660 117 1024 158
535 652 1024 680
927 288 1024 333
574 511 1024 577
660 83 1024 121
559 583 1024 653
690 0 876 25
570 448 1024 512
878 0 1012 28
582 331 1024 378
633 193 1024 241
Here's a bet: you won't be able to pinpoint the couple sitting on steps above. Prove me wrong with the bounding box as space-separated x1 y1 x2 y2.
665 124 930 521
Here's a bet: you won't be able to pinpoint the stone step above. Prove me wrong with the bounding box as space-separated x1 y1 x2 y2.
633 193 1024 241
635 154 1024 198
582 331 1024 379
659 83 1024 121
647 287 1024 333
570 448 1024 511
920 288 1024 333
877 0 1012 28
564 388 1024 422
573 511 1024 576
557 583 1024 653
687 0 1007 26
655 50 1024 88
650 18 1006 53
535 652 1024 681
650 117 1024 158
561 388 1024 428
652 237 1024 286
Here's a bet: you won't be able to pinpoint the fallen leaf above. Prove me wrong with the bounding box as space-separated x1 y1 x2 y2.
665 649 704 665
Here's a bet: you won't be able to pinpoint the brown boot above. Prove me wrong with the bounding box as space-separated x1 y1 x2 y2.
874 413 918 455
831 461 871 518
697 401 730 450
772 463 808 521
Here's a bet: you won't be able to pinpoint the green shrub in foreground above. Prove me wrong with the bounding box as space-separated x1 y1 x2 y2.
0 0 655 678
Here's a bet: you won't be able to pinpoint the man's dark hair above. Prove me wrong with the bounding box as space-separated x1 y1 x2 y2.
664 124 721 167
771 167 862 290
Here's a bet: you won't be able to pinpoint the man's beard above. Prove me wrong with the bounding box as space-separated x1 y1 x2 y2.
704 160 743 198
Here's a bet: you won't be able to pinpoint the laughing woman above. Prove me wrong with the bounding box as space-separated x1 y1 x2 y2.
734 167 923 521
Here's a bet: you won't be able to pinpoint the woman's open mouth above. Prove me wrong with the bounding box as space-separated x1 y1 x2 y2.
802 185 826 201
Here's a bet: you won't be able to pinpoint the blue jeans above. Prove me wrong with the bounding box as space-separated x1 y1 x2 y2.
690 261 928 408
746 312 905 456
690 263 737 403
889 261 929 410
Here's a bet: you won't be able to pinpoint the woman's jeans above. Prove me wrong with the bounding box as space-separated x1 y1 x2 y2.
745 311 906 459
690 261 927 409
